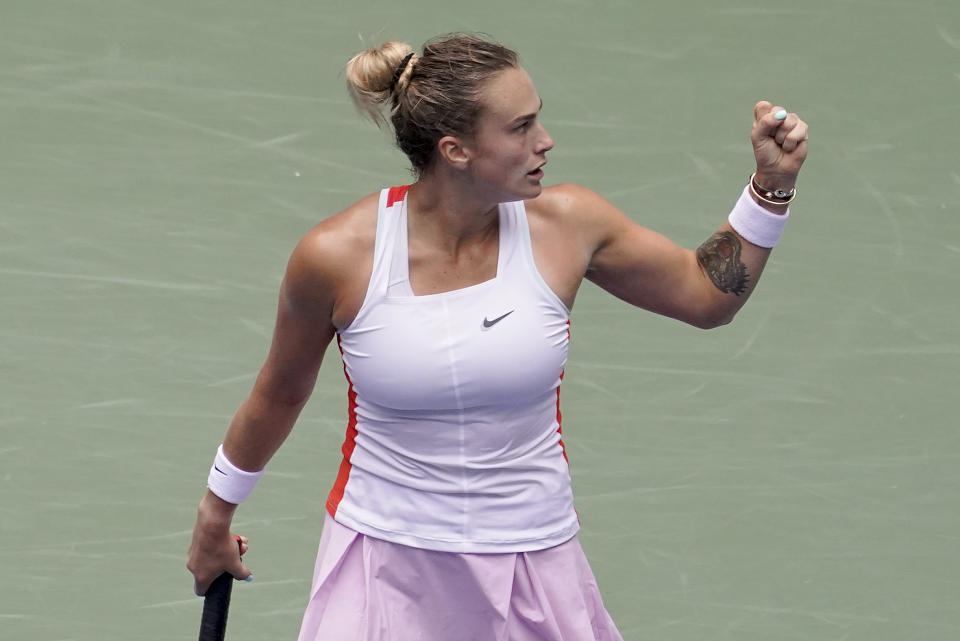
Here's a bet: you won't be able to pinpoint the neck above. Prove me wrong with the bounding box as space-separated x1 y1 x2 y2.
406 167 501 252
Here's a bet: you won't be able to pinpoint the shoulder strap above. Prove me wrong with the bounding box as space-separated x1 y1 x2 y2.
499 199 571 316
365 187 408 302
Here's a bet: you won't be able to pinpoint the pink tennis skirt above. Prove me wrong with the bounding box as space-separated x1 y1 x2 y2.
296 513 623 641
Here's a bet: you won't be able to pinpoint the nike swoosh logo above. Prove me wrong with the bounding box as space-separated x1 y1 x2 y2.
482 310 515 329
214 465 227 476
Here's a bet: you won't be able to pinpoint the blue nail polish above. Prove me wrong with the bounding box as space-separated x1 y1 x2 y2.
244 575 254 582
775 109 787 121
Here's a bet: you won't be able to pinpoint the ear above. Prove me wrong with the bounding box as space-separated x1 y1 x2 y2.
437 135 472 170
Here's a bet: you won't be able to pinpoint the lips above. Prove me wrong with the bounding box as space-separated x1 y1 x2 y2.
527 162 546 177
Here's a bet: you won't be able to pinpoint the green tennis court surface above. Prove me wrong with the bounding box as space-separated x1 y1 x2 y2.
2 1 958 639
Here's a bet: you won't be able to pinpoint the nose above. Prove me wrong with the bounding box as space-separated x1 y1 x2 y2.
535 121 554 154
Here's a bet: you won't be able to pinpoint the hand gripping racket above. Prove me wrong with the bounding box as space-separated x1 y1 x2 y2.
198 535 243 641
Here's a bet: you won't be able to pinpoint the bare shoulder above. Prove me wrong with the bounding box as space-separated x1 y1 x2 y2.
527 183 632 227
284 192 380 328
527 183 597 216
525 183 631 251
291 192 379 270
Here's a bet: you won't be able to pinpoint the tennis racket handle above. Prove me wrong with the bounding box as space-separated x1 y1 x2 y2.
199 571 234 641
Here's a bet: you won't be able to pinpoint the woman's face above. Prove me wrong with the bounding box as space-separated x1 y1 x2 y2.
463 66 554 202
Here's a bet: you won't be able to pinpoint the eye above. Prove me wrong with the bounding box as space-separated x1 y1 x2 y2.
515 120 531 133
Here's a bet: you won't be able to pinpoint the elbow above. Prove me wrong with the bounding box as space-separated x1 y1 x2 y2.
259 382 314 409
688 309 736 330
252 371 316 410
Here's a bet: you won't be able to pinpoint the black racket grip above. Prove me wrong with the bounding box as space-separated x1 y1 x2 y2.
199 571 234 641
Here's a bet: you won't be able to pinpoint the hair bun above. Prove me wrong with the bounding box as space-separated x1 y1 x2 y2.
346 41 416 124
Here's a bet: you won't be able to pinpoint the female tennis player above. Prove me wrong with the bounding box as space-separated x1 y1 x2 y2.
187 33 808 640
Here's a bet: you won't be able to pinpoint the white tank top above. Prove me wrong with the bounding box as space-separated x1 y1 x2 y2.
326 185 578 553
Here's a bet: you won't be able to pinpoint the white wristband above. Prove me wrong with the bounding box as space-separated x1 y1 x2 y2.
728 185 790 249
207 444 264 504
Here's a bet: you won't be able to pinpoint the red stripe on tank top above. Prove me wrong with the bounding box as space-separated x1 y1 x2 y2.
556 321 571 464
386 184 411 208
326 335 360 516
563 321 578 522
556 370 568 464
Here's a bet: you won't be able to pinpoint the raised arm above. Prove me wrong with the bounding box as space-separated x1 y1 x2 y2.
584 101 808 328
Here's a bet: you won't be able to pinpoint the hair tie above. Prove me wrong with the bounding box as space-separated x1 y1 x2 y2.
389 53 415 93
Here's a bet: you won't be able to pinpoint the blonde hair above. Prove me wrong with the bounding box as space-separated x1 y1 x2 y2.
345 33 519 174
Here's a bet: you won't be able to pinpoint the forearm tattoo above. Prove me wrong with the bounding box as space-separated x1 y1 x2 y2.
696 232 749 296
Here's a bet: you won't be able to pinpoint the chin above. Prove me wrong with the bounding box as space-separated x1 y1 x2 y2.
524 182 545 200
485 175 543 203
508 179 544 201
